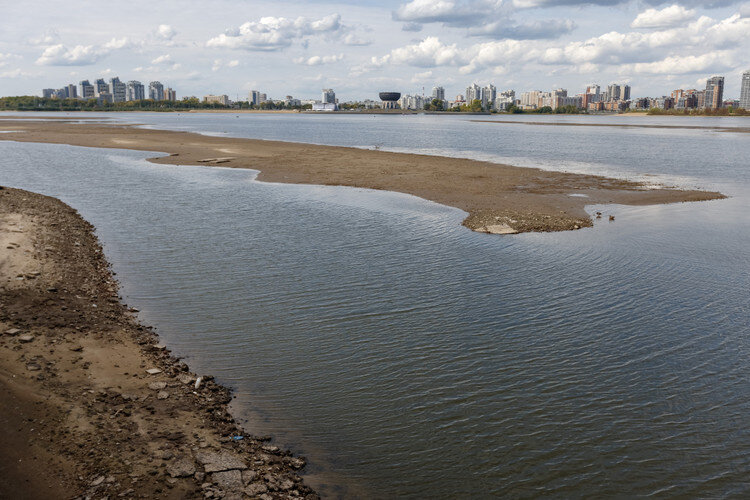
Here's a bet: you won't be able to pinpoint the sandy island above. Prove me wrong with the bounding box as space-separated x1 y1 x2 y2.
0 186 318 499
0 118 725 235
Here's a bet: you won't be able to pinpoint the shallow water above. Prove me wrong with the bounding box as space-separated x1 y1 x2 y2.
1 113 750 497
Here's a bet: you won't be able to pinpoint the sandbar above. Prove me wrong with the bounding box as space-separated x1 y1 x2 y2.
0 119 725 234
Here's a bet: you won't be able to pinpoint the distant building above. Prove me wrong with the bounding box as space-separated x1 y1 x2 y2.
321 89 336 104
465 83 481 104
398 94 425 110
66 84 77 99
432 86 445 101
94 79 108 97
740 70 750 110
379 92 401 110
204 94 229 106
520 90 541 110
42 88 55 98
250 90 261 106
311 103 337 112
283 95 301 107
108 77 126 103
495 90 515 110
704 76 724 109
481 84 496 109
164 88 177 102
126 81 145 101
79 80 95 99
149 81 164 101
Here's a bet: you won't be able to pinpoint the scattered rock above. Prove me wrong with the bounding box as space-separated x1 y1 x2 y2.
4 328 20 336
148 381 167 391
157 391 169 400
195 450 247 473
145 368 162 375
177 374 193 385
241 470 257 484
90 476 105 487
18 334 35 343
166 456 197 478
26 363 41 371
68 344 83 352
244 483 268 496
211 469 243 490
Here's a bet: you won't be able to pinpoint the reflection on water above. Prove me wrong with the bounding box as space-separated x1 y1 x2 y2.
1 115 749 498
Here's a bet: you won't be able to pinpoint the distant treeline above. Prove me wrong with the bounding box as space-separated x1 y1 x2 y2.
646 107 750 116
0 96 312 112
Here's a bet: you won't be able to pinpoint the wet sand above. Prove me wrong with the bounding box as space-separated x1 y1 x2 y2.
0 119 725 234
0 187 318 499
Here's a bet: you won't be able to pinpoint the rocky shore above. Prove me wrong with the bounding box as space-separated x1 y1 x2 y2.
0 186 318 499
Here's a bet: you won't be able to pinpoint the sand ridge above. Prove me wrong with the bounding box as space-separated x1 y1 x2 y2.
0 119 726 234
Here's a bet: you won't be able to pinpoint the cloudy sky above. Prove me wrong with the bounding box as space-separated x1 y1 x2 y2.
1 0 749 101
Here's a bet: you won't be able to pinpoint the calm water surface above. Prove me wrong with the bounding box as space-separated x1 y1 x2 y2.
1 113 749 498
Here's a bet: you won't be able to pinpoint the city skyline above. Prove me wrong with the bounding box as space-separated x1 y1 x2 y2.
1 0 749 100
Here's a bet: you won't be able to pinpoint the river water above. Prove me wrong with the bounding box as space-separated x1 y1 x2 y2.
1 112 749 497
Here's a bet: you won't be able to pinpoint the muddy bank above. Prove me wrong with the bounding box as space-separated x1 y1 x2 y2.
0 186 317 499
0 119 725 234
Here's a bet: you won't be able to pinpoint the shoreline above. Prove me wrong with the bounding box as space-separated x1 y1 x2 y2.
0 186 318 499
0 118 726 234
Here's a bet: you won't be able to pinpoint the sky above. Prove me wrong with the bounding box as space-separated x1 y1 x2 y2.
1 0 749 101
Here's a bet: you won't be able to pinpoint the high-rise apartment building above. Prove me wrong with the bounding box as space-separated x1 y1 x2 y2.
704 76 724 109
149 81 164 101
94 79 108 96
42 89 55 98
481 84 496 109
65 84 77 99
465 83 481 103
79 80 95 99
126 81 145 101
164 88 177 102
432 86 445 101
109 77 126 102
740 70 750 109
322 89 336 104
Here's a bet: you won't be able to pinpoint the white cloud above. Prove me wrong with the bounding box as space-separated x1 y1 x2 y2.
1 68 31 78
294 54 344 66
36 37 130 66
619 52 733 75
151 54 171 64
410 70 433 83
393 0 479 27
206 15 344 51
375 37 466 68
631 5 696 30
342 33 372 46
211 59 241 71
468 19 576 39
157 24 177 41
